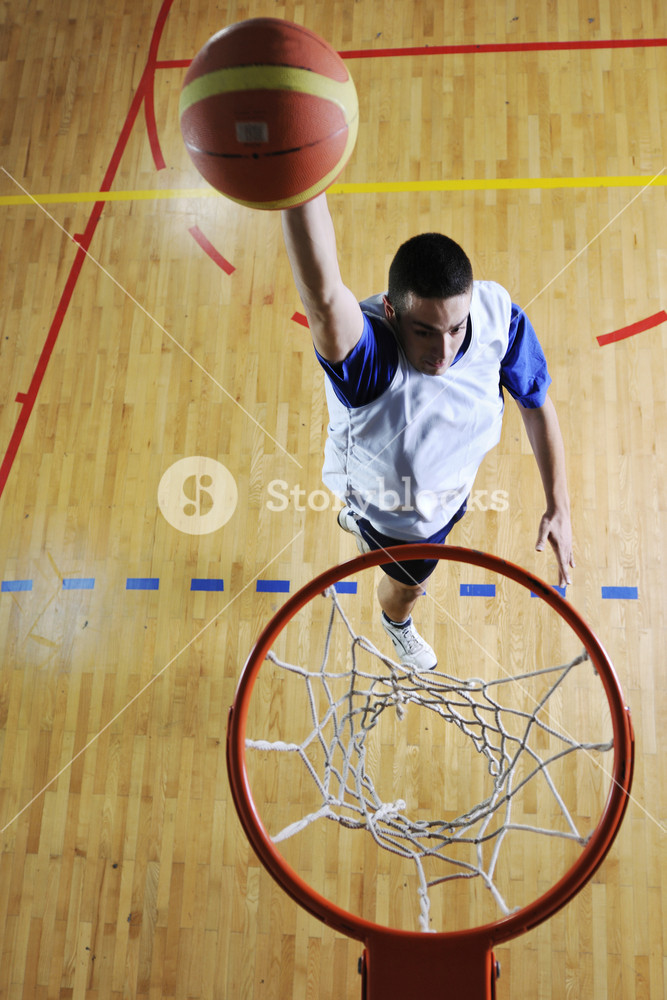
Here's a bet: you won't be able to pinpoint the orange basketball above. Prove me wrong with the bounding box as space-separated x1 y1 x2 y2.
179 18 358 210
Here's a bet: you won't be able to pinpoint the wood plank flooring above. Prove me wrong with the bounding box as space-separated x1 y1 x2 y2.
1 1 665 997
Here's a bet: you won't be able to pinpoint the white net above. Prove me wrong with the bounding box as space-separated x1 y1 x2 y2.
246 584 615 932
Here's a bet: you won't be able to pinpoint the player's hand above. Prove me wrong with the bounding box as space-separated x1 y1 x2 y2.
535 509 575 587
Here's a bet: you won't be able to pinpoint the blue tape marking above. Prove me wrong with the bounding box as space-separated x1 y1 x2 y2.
44 575 636 603
62 578 95 590
460 583 496 597
531 585 567 598
126 578 160 591
601 586 638 600
2 580 33 592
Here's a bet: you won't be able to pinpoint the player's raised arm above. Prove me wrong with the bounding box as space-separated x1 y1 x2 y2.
281 193 364 362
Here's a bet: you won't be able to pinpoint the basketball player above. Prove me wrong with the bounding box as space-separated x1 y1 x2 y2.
281 193 574 670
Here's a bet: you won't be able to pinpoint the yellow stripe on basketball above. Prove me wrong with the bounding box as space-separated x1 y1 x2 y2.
179 65 358 124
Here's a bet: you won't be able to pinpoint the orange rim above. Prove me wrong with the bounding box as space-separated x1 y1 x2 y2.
226 545 635 949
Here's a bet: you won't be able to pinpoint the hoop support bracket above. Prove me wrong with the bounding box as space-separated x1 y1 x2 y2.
361 931 499 999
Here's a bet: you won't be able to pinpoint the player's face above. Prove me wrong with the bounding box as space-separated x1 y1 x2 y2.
383 291 472 376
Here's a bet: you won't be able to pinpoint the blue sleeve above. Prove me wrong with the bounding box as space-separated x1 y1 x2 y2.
315 312 399 408
500 304 552 408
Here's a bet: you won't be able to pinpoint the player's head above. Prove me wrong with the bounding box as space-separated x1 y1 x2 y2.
387 233 473 315
384 234 473 377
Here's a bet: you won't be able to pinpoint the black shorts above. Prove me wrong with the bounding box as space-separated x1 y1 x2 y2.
355 499 468 586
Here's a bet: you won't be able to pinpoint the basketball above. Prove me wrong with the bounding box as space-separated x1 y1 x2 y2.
179 18 358 210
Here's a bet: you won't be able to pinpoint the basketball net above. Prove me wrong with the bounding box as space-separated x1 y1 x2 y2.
246 585 614 933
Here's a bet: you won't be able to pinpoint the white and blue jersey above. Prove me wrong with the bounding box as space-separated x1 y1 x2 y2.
315 281 551 541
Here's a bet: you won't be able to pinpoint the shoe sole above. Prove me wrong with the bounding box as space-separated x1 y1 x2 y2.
337 508 370 554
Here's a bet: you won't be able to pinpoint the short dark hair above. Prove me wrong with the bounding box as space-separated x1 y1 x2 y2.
387 233 473 313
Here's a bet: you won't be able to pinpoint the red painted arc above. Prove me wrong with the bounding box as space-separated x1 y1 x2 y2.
226 544 634 998
597 309 667 346
188 225 236 275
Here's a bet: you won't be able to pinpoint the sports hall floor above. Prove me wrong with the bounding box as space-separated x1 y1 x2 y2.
0 1 665 997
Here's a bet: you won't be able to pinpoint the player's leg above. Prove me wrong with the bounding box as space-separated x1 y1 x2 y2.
377 573 423 622
337 506 437 668
377 566 437 671
337 499 468 670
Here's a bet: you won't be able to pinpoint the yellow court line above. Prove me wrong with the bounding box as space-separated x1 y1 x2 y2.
0 175 666 206
338 175 667 193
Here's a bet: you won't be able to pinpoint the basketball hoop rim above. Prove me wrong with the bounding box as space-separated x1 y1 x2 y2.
226 544 634 949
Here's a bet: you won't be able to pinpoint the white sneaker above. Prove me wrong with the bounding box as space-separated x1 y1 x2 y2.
337 506 371 554
381 614 438 671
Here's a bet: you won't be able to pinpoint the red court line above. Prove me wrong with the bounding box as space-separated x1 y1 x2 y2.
0 0 176 501
597 310 667 346
144 53 166 170
291 312 309 328
157 36 666 70
340 37 667 58
188 225 235 274
3 26 664 499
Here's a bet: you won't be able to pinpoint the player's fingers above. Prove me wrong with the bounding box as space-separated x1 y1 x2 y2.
536 514 574 586
535 515 550 552
554 539 573 587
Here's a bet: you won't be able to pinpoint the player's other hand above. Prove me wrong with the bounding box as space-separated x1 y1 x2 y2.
535 508 575 587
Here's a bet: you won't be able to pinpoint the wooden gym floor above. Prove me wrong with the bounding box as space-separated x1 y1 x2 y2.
0 0 665 997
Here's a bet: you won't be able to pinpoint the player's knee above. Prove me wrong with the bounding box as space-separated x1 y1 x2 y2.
385 576 424 598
